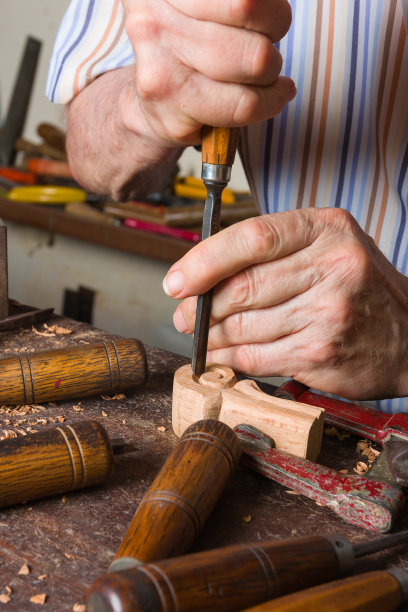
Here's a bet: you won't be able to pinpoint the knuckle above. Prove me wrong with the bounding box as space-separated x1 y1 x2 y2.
232 88 262 123
228 0 259 24
234 343 260 374
225 311 247 339
239 216 282 261
246 38 281 82
227 268 256 308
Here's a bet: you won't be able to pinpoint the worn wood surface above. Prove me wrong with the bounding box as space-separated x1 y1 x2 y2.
0 316 406 611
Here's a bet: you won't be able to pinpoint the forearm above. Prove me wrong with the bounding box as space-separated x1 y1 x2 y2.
65 65 184 201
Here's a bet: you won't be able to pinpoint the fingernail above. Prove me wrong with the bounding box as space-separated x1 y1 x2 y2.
173 309 189 333
163 270 184 296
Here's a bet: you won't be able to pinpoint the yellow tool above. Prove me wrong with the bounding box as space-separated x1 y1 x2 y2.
7 185 86 204
174 175 236 204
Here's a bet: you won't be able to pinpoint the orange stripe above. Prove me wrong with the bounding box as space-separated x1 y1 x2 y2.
73 0 120 97
374 21 406 244
295 1 324 209
365 1 397 234
309 0 336 206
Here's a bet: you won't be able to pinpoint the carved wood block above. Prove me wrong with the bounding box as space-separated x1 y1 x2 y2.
172 364 325 460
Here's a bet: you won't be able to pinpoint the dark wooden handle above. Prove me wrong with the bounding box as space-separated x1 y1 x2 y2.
241 571 403 611
0 420 113 508
111 420 241 566
86 535 340 612
0 338 147 405
201 126 239 166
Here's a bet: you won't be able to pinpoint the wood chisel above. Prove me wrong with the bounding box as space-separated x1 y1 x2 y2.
191 126 239 376
85 529 408 612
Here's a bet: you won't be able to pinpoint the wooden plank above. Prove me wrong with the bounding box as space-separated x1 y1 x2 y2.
0 198 192 263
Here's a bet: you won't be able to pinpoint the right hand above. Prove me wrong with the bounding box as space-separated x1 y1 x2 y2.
121 0 296 146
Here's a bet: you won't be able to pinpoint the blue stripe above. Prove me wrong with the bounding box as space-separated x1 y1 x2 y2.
51 0 96 101
48 0 84 98
271 0 296 213
334 1 360 207
392 142 408 266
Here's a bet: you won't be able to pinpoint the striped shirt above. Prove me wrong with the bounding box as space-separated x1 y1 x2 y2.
47 0 408 413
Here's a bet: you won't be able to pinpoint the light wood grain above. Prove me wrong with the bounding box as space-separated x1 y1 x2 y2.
172 364 325 460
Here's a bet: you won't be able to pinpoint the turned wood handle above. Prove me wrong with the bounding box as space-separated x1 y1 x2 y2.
110 419 241 569
201 126 239 166
87 535 341 612
0 338 147 405
241 571 403 612
0 420 113 508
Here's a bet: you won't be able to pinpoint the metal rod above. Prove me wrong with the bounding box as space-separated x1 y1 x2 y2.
354 529 408 558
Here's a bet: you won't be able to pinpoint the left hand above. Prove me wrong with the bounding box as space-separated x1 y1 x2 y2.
163 208 408 400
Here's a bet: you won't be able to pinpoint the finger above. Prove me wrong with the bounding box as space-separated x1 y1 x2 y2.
166 0 292 42
163 210 320 299
206 301 305 350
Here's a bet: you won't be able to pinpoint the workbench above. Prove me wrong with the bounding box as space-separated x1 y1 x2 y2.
0 316 407 611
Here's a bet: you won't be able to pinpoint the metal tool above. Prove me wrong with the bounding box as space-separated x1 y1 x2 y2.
276 380 408 487
235 424 404 533
86 528 408 612
192 126 239 376
233 380 408 532
0 36 42 166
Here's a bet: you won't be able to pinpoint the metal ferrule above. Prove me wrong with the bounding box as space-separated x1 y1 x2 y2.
388 567 408 601
108 556 142 573
201 162 231 184
325 535 356 575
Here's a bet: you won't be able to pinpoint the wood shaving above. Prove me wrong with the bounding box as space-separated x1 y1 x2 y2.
315 501 325 507
356 439 371 452
18 563 30 575
362 446 380 463
44 323 72 335
15 429 27 436
30 593 47 605
157 426 166 432
324 426 350 440
61 496 67 504
101 411 108 417
1 430 17 440
38 575 47 581
73 404 83 412
339 469 348 474
73 604 86 612
32 326 55 337
56 416 65 423
64 552 74 559
4 587 12 596
242 514 252 523
353 461 369 474
0 593 11 603
122 420 127 424
285 490 301 495
101 394 126 401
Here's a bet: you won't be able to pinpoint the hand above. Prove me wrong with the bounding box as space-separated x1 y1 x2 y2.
163 208 408 400
121 0 296 146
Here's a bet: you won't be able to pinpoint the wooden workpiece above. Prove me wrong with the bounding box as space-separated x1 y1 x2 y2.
0 316 406 610
172 363 325 460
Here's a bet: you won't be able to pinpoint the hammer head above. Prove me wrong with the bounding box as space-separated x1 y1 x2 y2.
365 435 408 488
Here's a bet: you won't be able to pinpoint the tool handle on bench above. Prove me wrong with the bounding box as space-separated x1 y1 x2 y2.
0 420 113 507
0 338 147 405
110 419 241 569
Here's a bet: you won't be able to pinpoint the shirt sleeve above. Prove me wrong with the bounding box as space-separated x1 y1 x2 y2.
46 0 135 104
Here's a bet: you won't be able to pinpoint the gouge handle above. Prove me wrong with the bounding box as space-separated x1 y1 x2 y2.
201 126 239 167
241 570 406 612
87 535 343 612
110 419 241 570
0 420 113 508
0 338 147 405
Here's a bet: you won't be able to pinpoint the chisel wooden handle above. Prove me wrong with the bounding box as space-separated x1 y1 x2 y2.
0 338 147 405
109 419 241 571
0 420 113 507
241 569 407 612
87 535 348 612
201 126 239 166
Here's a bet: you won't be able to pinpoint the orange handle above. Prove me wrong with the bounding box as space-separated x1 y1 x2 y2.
201 126 239 166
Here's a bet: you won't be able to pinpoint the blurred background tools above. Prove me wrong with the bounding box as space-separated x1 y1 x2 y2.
192 126 239 376
241 568 408 612
0 36 41 166
0 337 147 405
86 529 408 612
108 419 241 572
0 420 117 508
0 219 53 330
